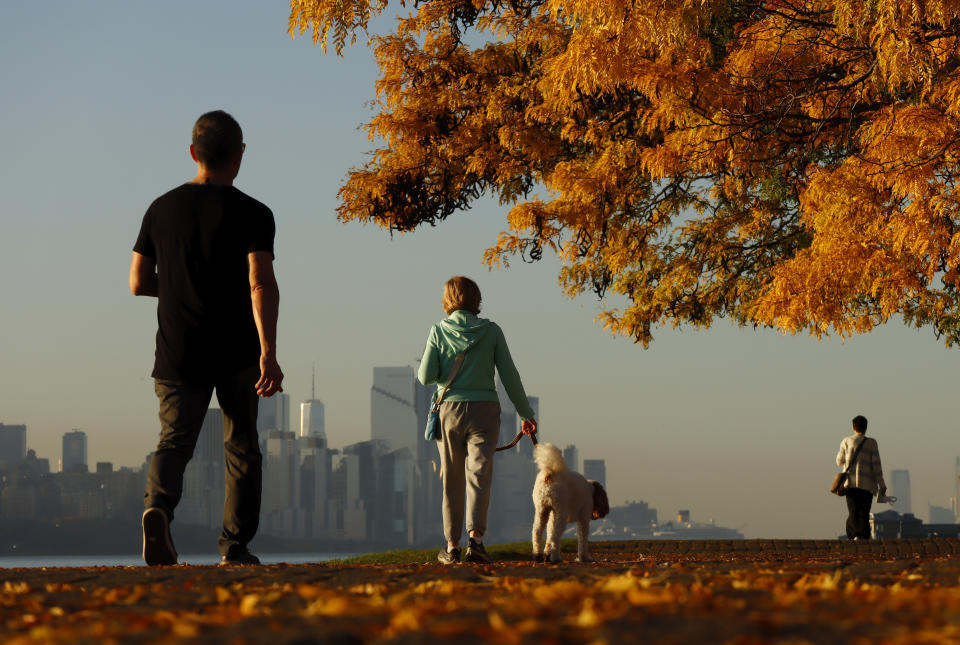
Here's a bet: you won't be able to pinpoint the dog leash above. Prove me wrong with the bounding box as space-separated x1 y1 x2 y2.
496 430 538 452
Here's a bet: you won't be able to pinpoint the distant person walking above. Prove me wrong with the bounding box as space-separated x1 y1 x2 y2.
836 415 886 540
418 277 537 564
129 110 283 566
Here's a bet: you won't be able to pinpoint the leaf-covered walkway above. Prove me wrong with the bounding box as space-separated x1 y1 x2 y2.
2 539 959 643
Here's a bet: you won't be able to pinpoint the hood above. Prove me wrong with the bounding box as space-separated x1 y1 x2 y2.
436 310 492 353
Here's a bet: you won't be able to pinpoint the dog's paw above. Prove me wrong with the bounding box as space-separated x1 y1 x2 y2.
532 553 545 563
547 552 561 564
575 556 592 563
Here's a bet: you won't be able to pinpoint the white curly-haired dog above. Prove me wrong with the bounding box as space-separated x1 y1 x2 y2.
532 443 610 563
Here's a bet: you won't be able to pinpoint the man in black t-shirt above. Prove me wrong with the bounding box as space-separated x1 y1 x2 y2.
130 110 283 566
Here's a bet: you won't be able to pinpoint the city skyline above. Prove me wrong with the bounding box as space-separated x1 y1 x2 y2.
1 366 624 547
7 327 958 540
5 354 960 537
1 375 605 468
4 2 960 541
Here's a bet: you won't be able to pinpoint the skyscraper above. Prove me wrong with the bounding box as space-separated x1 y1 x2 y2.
563 445 580 473
371 366 418 457
412 378 442 543
257 392 290 439
300 365 327 446
488 447 538 541
192 409 220 459
496 379 518 445
890 469 911 514
483 385 539 541
61 430 88 473
0 423 27 468
929 503 956 524
583 459 606 488
297 435 331 538
300 400 325 441
179 409 225 528
342 440 383 540
495 381 539 455
263 430 299 535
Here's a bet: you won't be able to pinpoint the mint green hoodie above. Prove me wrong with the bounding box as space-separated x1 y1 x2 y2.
417 310 535 420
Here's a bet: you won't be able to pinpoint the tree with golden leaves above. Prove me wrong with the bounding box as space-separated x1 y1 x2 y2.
290 0 960 345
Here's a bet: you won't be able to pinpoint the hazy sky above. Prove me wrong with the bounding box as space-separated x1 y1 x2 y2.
2 2 958 540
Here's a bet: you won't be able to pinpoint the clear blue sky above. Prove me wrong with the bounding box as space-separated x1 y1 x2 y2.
2 1 958 539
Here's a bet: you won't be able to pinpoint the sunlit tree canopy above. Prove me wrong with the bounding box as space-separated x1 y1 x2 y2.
290 0 960 346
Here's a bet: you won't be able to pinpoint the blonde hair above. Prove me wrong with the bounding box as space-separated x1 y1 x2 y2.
442 276 482 315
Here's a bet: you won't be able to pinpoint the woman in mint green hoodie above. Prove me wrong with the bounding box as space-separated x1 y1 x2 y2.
418 276 538 565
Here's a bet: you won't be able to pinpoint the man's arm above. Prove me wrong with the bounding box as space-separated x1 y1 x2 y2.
248 251 283 397
129 252 158 297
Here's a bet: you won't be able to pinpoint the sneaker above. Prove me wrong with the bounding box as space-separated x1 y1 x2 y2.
437 546 460 565
220 548 261 566
142 507 177 566
464 539 492 564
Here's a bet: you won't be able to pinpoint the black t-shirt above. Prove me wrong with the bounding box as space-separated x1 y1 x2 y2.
133 183 275 382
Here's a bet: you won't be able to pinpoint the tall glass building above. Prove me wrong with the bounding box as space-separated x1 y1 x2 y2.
0 423 27 468
890 469 911 515
370 366 418 457
300 399 326 444
257 392 290 440
61 429 88 473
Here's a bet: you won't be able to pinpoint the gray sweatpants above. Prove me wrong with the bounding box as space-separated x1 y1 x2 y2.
437 400 501 544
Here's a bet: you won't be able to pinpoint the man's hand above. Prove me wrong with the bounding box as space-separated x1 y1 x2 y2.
521 418 538 436
256 354 284 397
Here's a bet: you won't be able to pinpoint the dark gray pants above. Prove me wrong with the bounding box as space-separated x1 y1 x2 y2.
144 366 262 556
845 488 873 539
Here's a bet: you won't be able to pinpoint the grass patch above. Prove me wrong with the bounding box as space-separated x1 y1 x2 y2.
337 538 579 565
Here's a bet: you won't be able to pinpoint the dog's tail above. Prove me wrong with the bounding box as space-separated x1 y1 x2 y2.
534 443 567 474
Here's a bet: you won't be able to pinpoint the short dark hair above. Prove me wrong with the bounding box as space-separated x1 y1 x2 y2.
192 110 243 170
852 415 868 433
